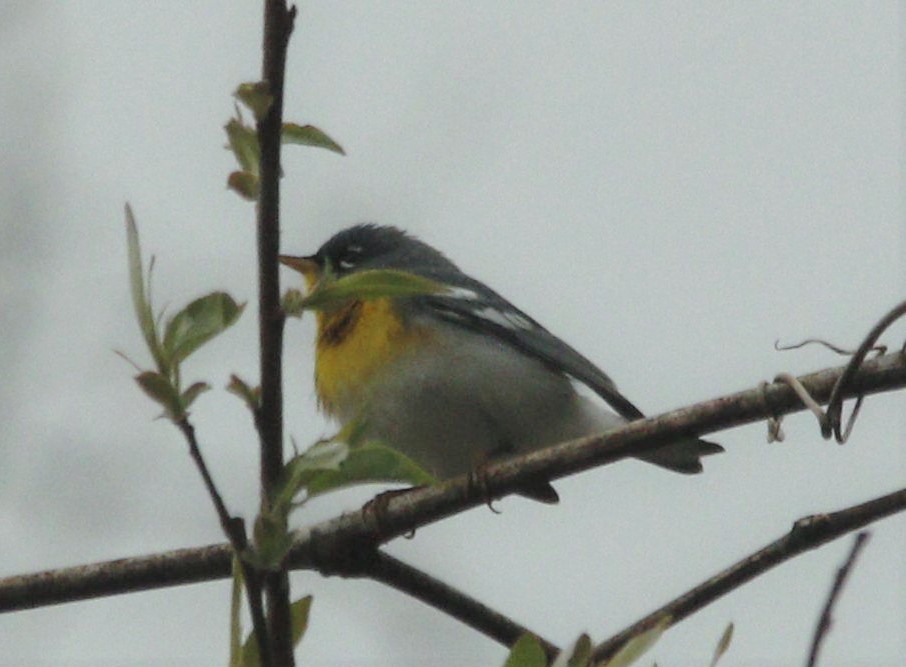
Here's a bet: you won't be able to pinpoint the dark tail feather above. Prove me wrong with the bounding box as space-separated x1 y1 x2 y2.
636 437 724 474
518 437 722 504
518 479 560 504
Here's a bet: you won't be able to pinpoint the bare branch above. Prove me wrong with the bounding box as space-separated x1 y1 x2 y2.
591 493 898 663
255 1 296 664
175 418 271 660
176 419 234 536
2 486 902 665
805 531 871 667
0 543 231 612
369 551 560 660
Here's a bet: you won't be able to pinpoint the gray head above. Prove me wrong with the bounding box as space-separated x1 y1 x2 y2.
310 224 461 280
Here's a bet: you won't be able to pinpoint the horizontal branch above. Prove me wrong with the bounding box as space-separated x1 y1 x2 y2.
0 543 231 612
288 350 906 559
1 351 904 615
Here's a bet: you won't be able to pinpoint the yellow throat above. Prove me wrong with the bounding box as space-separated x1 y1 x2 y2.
314 296 424 415
279 253 432 416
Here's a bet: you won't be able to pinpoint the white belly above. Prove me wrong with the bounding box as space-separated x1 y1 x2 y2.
343 319 625 479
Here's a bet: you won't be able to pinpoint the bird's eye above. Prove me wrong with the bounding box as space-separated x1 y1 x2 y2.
337 244 363 271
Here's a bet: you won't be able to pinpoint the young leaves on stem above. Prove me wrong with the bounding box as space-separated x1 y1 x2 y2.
124 206 244 420
226 82 344 201
281 123 345 155
228 374 262 413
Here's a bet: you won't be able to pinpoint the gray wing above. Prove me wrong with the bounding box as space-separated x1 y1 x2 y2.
414 277 647 421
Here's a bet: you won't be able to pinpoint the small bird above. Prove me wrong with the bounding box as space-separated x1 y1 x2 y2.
281 224 721 503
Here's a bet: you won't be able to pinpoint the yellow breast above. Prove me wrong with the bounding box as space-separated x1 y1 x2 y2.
314 297 427 415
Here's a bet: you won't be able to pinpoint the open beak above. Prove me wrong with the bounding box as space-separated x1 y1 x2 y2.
279 254 322 290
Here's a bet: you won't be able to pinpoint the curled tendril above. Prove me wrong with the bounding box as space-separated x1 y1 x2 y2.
771 301 906 444
775 337 887 357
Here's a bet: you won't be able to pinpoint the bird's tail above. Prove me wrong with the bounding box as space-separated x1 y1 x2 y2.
576 395 723 474
635 436 724 474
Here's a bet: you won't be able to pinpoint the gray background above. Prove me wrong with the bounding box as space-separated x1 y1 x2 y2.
1 3 903 665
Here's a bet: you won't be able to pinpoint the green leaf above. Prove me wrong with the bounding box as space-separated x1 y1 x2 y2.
162 292 245 364
554 634 591 667
134 371 181 419
503 634 548 667
300 269 445 311
227 374 260 412
709 622 734 667
225 118 260 175
288 596 313 647
274 440 350 511
600 617 671 667
239 596 312 667
227 171 260 201
304 442 436 498
125 206 165 371
180 381 210 412
234 81 273 121
281 123 345 155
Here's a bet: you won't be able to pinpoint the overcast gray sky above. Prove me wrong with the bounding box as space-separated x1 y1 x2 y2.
1 3 903 666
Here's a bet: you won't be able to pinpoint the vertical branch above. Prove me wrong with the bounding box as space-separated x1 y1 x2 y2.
256 0 296 665
257 2 292 501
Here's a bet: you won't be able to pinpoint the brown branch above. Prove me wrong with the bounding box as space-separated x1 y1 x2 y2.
0 543 561 659
805 531 871 667
368 551 560 660
2 484 902 667
255 0 291 499
1 352 905 655
285 350 906 558
176 419 236 539
255 0 296 664
591 492 900 663
0 543 231 612
176 418 271 661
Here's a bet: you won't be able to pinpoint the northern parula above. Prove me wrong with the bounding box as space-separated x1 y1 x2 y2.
281 224 722 503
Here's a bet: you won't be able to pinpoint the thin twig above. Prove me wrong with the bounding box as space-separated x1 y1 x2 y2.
775 338 887 356
824 300 906 441
256 1 296 664
805 531 871 667
770 302 906 444
176 419 241 544
175 419 272 663
591 493 897 663
369 551 560 660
